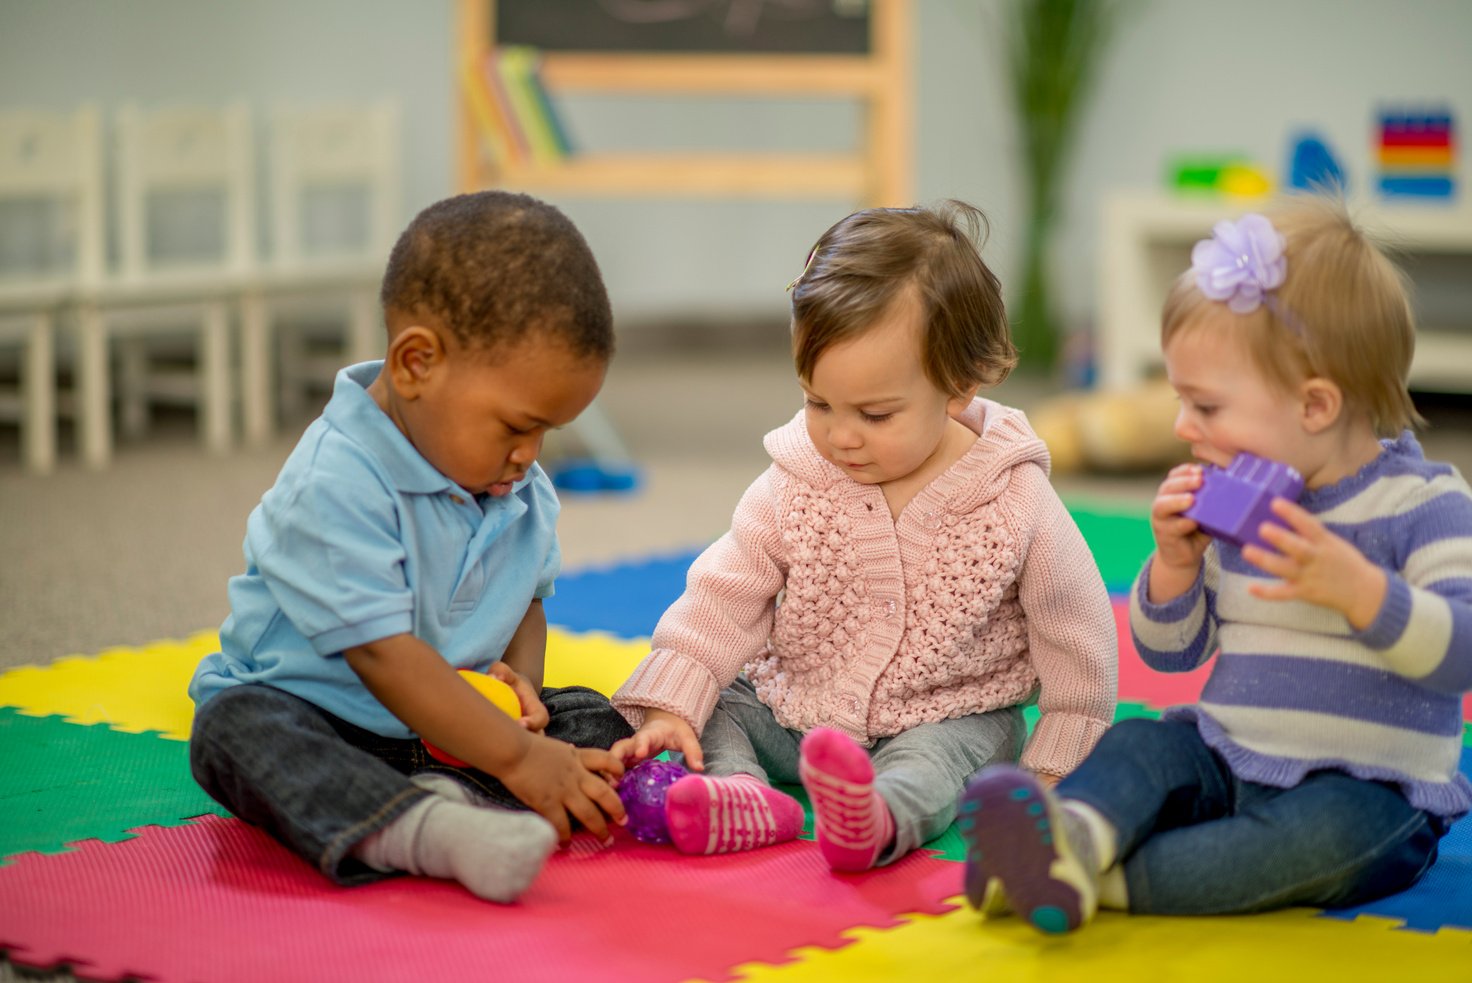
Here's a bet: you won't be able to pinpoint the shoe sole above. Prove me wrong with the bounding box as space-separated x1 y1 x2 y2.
957 769 1094 934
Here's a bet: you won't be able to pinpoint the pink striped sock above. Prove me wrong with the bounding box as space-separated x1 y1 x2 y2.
663 773 803 855
799 727 896 872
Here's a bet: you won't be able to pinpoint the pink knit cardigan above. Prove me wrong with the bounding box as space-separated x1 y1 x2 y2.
612 398 1118 776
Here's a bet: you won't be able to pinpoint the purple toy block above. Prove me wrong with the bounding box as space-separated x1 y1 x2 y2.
1183 452 1304 551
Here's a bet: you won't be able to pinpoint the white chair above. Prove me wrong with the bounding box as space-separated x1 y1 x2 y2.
73 103 255 468
0 314 57 473
239 102 401 445
0 106 104 473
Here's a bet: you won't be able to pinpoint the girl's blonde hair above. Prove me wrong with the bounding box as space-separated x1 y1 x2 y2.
788 200 1016 397
1161 195 1422 435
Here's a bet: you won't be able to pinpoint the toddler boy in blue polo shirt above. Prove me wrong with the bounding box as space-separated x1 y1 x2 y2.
189 191 633 903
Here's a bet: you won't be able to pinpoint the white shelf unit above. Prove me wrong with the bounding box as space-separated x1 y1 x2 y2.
1097 192 1472 392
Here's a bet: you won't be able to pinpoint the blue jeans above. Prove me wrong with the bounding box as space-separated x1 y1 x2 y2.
189 683 633 884
1058 717 1448 914
698 676 1026 865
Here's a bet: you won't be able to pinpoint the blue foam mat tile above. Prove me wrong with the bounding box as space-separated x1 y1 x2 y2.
1320 746 1472 933
545 549 699 638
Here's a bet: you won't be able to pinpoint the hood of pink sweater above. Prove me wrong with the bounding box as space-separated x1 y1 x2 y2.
762 397 1052 510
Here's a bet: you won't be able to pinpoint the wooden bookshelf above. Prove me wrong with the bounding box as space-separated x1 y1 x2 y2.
455 0 913 207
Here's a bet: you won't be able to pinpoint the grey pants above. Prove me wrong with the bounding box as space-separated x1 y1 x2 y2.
697 675 1026 865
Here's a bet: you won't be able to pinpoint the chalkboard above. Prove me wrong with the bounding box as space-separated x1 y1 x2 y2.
495 0 871 55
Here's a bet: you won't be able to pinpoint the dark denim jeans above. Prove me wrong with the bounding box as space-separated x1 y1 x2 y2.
189 683 633 885
1058 717 1449 915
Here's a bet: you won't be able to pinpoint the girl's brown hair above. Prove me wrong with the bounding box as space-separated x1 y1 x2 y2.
789 200 1016 396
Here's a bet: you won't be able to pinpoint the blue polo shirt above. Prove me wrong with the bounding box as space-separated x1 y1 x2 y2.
189 361 562 738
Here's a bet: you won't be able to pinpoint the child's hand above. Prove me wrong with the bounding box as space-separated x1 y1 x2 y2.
610 709 705 771
498 734 627 845
488 660 550 733
1148 463 1211 602
1243 498 1389 630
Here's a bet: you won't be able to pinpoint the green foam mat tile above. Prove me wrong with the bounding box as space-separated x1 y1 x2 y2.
0 706 226 863
1065 501 1157 593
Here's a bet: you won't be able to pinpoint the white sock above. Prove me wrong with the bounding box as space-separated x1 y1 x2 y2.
1099 865 1130 910
1062 800 1118 871
411 771 485 806
353 795 556 903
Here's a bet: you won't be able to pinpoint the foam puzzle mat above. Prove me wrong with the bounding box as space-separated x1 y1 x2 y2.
2 502 1468 980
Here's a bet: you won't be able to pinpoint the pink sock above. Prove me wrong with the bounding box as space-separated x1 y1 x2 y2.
799 727 896 872
664 773 803 855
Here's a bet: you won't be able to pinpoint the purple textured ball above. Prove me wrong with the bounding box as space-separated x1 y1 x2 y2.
618 759 688 844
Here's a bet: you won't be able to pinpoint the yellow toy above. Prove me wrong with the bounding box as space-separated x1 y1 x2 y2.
422 669 522 767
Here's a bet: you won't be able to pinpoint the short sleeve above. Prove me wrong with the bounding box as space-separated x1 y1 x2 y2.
535 533 561 600
250 447 414 655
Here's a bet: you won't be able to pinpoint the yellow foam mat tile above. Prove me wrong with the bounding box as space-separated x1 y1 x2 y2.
544 626 648 697
0 631 217 740
0 627 645 741
722 901 1471 982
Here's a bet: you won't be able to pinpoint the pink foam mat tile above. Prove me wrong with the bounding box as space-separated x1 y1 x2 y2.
1108 600 1472 725
0 814 963 983
1111 600 1217 712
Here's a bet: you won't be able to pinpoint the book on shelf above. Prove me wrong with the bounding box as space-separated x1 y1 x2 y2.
485 47 532 165
520 49 575 157
460 59 516 167
497 45 575 167
461 46 576 169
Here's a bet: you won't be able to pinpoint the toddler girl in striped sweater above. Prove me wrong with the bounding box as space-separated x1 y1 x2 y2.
609 201 1118 872
962 196 1472 933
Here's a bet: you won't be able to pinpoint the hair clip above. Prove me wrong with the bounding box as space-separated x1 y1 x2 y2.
1190 213 1287 315
786 245 819 292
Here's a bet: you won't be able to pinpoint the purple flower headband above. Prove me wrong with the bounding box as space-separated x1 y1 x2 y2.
1190 213 1287 315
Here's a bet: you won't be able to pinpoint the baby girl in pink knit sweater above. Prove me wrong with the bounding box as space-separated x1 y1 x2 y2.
610 201 1118 872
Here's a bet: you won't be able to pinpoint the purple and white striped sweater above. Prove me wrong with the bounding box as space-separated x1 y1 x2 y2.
1131 432 1472 818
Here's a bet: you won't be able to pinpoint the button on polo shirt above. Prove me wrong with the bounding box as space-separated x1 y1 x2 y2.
189 361 562 739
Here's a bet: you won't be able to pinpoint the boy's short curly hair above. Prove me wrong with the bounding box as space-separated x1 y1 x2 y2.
380 190 613 362
788 200 1016 397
